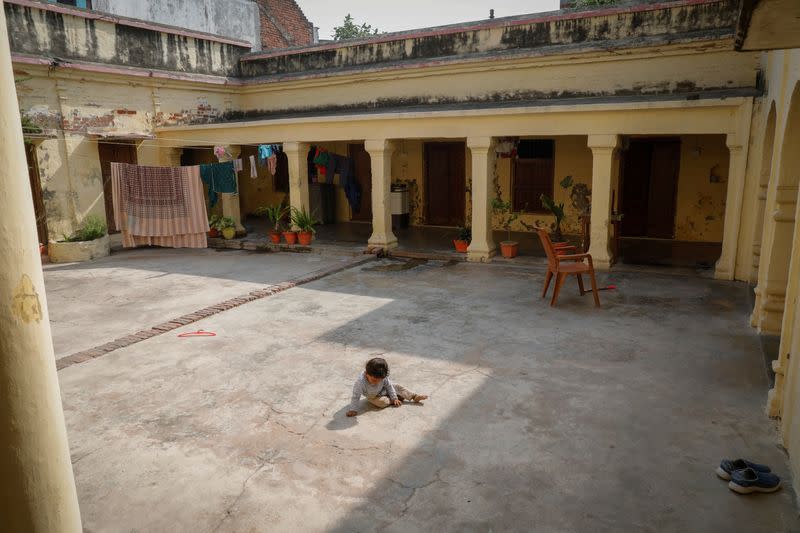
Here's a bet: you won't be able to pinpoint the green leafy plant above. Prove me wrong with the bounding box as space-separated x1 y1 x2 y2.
457 226 472 243
255 204 289 233
217 216 236 230
208 214 222 230
63 215 106 242
540 194 566 242
332 14 380 40
492 198 519 243
291 206 319 233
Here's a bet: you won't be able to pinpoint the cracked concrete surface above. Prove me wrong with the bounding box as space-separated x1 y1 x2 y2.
43 248 349 359
54 254 799 531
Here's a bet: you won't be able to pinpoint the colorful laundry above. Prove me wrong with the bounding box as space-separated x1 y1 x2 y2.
258 144 272 161
199 161 237 208
110 162 208 249
268 154 277 176
214 146 228 160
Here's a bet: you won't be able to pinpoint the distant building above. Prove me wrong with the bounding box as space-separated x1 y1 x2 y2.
45 0 315 51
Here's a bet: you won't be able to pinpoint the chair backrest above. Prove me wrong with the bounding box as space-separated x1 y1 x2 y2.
536 228 558 269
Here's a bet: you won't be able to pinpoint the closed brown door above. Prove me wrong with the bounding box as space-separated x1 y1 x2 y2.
425 142 465 226
349 143 372 221
25 144 48 244
98 141 138 233
620 139 680 238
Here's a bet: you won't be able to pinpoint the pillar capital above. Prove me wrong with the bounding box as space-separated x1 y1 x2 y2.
466 136 494 151
282 141 309 155
587 134 620 151
364 139 395 155
726 132 744 151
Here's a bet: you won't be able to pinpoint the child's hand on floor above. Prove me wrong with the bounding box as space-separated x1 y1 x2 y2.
346 410 357 417
392 399 402 407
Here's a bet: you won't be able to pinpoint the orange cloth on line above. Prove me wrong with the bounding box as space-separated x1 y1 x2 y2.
111 162 209 249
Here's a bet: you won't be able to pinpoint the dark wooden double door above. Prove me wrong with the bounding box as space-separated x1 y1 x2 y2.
620 138 681 239
98 141 138 233
425 142 465 227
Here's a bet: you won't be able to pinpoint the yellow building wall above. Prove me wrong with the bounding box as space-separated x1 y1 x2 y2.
674 135 730 242
493 136 593 235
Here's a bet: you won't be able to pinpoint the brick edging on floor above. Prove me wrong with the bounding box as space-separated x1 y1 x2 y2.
56 255 377 371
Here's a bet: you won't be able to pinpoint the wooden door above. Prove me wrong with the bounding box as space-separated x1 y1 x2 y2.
98 141 138 233
349 143 372 221
620 139 680 238
25 144 48 244
425 142 465 226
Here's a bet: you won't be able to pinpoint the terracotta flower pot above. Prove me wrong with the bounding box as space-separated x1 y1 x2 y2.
269 231 282 244
222 227 236 240
283 231 298 245
500 241 519 259
298 231 313 246
208 228 219 238
453 239 469 253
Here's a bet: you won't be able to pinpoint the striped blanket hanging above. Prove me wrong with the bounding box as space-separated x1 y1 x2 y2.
111 163 209 248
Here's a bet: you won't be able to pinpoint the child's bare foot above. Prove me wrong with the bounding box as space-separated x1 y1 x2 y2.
411 394 428 403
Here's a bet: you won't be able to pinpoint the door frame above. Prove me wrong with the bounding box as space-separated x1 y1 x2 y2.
423 141 466 227
348 143 372 222
618 136 681 239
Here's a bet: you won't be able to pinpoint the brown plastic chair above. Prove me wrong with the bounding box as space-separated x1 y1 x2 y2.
536 228 600 307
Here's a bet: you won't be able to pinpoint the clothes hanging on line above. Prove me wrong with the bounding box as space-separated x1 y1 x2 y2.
111 162 208 249
249 155 258 179
267 154 277 176
199 161 237 208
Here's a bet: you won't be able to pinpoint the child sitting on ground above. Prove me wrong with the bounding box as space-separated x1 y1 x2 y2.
346 357 428 417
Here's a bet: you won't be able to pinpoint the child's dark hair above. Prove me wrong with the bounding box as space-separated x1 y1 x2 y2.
365 357 389 379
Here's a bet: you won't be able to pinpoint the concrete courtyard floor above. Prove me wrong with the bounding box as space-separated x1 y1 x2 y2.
50 251 800 532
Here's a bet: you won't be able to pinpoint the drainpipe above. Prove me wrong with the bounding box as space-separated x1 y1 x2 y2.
0 6 82 532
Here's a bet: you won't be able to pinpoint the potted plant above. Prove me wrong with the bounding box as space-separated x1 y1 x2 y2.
255 205 289 244
208 214 221 238
291 206 318 246
540 193 566 243
453 226 471 253
492 197 519 258
218 216 236 240
49 215 110 263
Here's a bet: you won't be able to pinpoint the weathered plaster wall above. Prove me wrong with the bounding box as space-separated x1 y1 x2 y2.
674 134 729 242
235 45 759 120
240 0 739 78
5 0 247 76
494 136 593 235
13 65 237 238
92 0 261 51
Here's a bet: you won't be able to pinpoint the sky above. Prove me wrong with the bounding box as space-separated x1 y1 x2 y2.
295 0 561 41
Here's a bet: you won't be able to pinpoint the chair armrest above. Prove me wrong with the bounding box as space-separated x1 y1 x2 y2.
555 245 577 255
555 253 592 263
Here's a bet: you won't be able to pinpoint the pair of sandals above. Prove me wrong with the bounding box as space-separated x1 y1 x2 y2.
716 458 781 494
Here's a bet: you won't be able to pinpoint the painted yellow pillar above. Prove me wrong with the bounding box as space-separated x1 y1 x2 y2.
284 141 310 228
218 145 245 234
587 134 620 270
466 136 496 262
715 134 750 280
0 6 82 531
366 139 398 250
754 181 797 335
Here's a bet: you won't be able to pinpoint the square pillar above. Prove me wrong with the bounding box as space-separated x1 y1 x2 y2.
587 134 620 270
715 135 749 280
284 141 310 228
365 139 398 250
466 136 496 262
218 145 245 234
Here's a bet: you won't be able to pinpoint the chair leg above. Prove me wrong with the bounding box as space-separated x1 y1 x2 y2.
588 269 601 307
551 272 566 306
576 274 585 295
542 270 553 298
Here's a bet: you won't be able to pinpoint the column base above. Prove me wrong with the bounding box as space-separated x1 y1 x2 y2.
368 235 398 251
713 263 733 280
757 294 786 335
766 387 781 418
467 247 496 263
592 257 612 271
